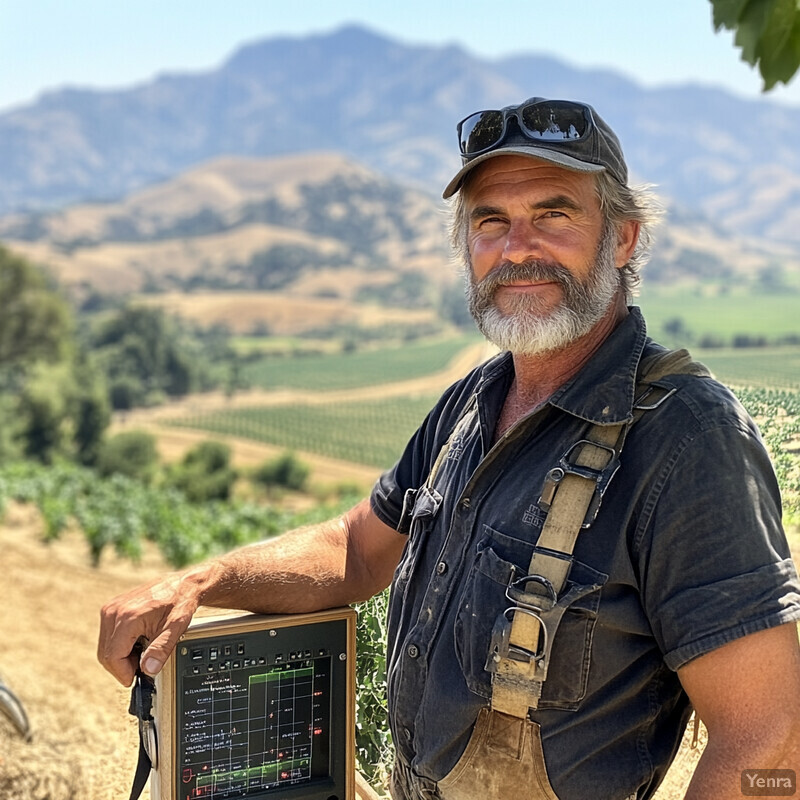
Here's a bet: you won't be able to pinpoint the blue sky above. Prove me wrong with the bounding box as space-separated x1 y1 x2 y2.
1 0 799 112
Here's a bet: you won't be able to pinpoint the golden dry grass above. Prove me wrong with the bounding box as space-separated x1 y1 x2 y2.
137 290 441 335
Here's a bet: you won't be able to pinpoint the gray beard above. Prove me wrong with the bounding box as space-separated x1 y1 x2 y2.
465 226 621 356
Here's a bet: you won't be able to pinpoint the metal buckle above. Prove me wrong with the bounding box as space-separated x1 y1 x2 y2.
505 573 557 612
140 717 159 770
486 606 549 671
537 439 620 527
130 659 159 770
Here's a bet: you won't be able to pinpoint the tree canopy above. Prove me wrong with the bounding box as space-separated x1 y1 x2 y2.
0 245 72 375
711 0 800 90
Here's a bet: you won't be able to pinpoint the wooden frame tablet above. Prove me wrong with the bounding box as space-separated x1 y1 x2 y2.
152 607 356 800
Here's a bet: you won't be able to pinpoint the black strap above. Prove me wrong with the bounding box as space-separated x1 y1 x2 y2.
128 657 157 800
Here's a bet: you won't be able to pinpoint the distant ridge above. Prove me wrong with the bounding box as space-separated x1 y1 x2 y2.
0 153 451 299
3 151 796 311
1 24 800 244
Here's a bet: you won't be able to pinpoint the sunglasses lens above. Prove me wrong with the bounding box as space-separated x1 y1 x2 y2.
459 111 505 155
520 103 588 140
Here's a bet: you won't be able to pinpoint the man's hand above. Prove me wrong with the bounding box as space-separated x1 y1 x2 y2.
97 565 214 686
97 499 406 687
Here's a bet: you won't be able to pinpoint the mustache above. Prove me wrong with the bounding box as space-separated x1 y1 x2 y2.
472 259 578 296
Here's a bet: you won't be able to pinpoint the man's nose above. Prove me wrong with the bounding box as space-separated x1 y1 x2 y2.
502 218 543 263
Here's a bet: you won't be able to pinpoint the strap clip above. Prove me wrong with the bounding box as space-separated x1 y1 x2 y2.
485 606 549 678
537 439 621 527
129 669 158 770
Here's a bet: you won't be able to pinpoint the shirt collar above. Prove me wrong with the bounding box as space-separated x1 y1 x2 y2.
477 306 649 426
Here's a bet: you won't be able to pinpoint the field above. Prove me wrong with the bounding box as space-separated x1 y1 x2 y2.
638 289 800 343
171 395 441 469
694 347 800 389
241 334 479 391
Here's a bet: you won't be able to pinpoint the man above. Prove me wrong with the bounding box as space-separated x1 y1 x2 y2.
99 97 800 799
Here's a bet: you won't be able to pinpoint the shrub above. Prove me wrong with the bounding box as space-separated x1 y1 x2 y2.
97 430 159 484
167 440 237 503
254 451 310 491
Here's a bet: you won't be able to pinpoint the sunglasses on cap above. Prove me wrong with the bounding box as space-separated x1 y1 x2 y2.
457 99 595 157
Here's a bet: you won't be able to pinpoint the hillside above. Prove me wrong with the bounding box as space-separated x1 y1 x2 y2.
0 153 454 318
2 25 800 245
2 151 799 325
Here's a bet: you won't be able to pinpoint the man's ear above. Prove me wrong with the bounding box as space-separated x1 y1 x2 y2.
615 220 640 269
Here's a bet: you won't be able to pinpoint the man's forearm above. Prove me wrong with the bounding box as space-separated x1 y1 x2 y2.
98 498 401 685
190 515 364 614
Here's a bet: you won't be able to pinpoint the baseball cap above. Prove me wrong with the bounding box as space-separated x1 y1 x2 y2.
443 97 628 199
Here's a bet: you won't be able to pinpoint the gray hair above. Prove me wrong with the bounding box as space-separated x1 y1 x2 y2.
447 169 664 300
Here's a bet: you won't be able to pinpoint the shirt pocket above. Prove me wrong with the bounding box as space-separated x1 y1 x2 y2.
453 524 608 710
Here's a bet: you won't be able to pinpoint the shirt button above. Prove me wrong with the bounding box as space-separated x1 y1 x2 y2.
407 644 420 659
461 497 471 509
403 727 412 741
436 561 448 575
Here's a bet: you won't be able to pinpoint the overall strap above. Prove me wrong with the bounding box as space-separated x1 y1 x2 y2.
489 348 710 717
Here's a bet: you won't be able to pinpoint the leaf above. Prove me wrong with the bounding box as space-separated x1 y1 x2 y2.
711 0 753 29
755 0 800 88
709 0 800 89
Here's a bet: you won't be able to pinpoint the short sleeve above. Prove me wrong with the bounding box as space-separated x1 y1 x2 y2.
369 370 482 533
370 408 438 532
637 421 800 671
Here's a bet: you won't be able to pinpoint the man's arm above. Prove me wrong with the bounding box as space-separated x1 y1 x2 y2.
97 498 406 686
678 622 800 799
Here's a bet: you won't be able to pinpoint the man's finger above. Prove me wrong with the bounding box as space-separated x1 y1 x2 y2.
139 611 193 676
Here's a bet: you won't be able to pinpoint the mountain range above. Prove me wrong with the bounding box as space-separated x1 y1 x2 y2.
2 24 800 246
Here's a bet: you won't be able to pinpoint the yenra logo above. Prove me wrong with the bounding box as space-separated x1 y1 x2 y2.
741 769 796 797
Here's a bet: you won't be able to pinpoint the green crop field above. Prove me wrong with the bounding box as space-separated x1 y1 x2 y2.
636 291 800 342
171 394 442 469
696 347 800 389
242 334 479 391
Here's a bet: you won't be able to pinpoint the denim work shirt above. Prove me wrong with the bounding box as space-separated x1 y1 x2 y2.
370 308 800 800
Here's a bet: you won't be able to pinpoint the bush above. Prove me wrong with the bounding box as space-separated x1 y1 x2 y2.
97 430 159 484
109 376 143 410
254 451 310 491
167 440 237 503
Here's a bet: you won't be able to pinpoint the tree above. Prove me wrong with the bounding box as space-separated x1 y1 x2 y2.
71 361 112 465
711 0 800 90
0 246 72 381
0 248 113 462
18 363 75 463
254 451 310 492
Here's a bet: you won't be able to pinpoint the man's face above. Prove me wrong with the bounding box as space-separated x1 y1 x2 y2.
462 155 625 355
